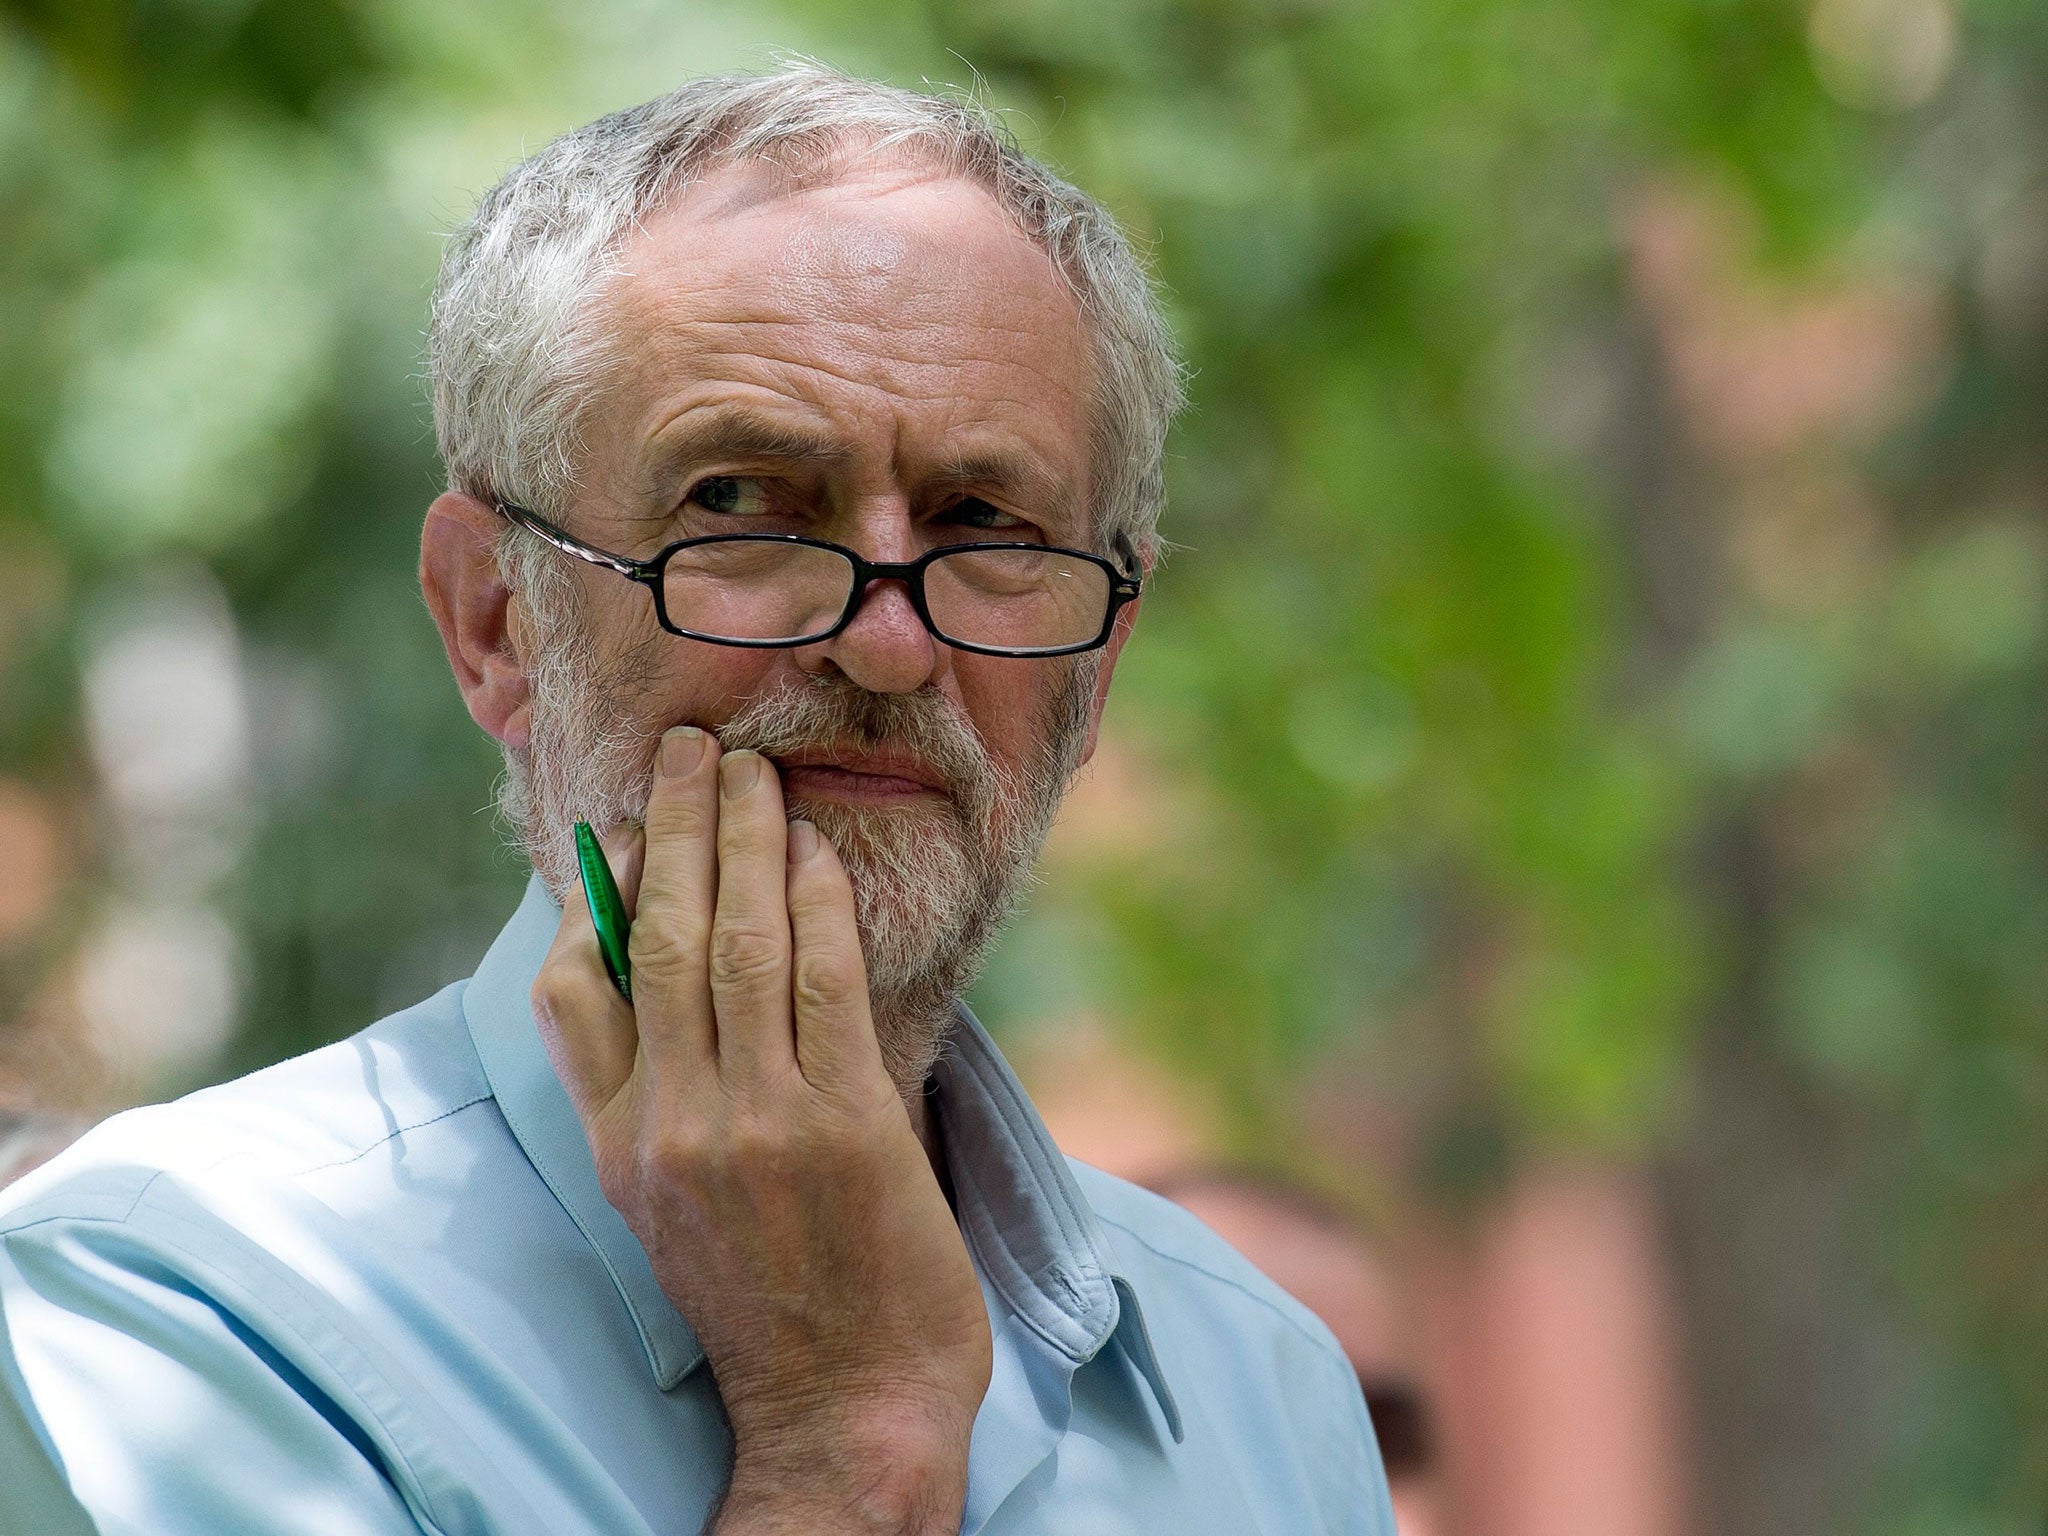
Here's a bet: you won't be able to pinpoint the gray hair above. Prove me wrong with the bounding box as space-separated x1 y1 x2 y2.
428 63 1184 570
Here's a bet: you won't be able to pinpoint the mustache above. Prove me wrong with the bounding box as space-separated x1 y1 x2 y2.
710 673 1007 819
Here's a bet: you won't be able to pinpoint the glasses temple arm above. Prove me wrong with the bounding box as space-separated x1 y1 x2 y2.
497 504 645 579
1110 532 1145 590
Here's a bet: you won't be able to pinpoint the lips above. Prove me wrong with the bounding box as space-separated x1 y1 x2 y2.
770 749 949 794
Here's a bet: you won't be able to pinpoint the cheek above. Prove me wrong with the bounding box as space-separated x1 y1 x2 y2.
952 659 1062 765
565 571 778 726
652 647 803 731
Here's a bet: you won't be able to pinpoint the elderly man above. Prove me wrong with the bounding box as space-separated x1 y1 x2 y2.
0 68 1391 1535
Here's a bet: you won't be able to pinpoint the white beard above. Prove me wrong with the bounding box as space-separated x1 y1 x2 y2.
501 591 1095 1093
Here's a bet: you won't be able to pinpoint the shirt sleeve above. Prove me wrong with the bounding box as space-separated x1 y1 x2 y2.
0 1212 433 1536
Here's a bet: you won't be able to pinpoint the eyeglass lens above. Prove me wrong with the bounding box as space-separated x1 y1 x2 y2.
660 540 1113 651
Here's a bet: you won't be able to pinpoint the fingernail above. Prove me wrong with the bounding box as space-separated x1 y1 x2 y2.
661 726 705 776
720 750 762 797
787 819 818 862
600 821 639 859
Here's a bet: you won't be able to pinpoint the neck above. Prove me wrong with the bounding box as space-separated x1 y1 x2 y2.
871 988 958 1203
903 1077 954 1209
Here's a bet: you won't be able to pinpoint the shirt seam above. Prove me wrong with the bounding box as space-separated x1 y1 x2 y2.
123 1169 169 1224
2 1094 493 1239
3 1205 454 1534
1093 1211 1354 1366
288 1093 496 1179
138 1199 462 1535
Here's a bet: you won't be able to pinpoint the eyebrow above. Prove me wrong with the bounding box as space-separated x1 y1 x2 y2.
636 407 852 505
929 447 1078 525
635 405 1082 535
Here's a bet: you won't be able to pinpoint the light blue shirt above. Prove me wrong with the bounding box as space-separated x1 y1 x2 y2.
0 878 1393 1534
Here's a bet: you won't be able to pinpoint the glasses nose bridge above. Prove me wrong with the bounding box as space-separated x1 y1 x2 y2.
840 550 936 635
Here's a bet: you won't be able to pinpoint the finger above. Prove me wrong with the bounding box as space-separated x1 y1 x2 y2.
785 820 889 1094
633 725 721 1069
532 877 639 1121
601 820 646 922
709 749 796 1085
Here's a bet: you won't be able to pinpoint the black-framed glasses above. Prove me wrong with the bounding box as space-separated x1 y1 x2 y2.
495 502 1142 659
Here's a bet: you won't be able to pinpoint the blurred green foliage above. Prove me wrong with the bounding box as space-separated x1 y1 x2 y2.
1 0 2045 1530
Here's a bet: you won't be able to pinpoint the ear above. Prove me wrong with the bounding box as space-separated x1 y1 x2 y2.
1076 592 1142 769
420 492 532 751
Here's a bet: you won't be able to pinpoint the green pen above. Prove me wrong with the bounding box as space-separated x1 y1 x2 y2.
573 821 632 1000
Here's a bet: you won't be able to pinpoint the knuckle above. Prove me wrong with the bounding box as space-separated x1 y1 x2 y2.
647 785 716 839
722 1113 774 1162
791 948 860 1013
635 875 711 936
628 930 707 992
707 924 786 989
628 897 709 963
722 1112 798 1179
592 1141 643 1211
637 1113 772 1191
530 967 580 1030
643 1121 713 1181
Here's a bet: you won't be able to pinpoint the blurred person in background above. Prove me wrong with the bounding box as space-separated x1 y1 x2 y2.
1026 1024 1694 1536
1152 1168 1443 1536
0 66 1393 1536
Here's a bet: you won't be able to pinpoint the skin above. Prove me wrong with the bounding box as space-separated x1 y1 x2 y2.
419 157 1141 1534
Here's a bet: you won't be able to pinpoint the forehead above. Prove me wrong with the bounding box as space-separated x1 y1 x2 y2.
593 159 1089 493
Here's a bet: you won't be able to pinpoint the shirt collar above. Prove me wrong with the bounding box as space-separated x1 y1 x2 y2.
934 1010 1182 1440
463 875 1180 1439
462 877 703 1388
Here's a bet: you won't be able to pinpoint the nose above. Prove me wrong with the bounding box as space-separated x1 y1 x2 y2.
797 566 945 694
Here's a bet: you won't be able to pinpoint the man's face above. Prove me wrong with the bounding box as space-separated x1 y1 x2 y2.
490 157 1132 1086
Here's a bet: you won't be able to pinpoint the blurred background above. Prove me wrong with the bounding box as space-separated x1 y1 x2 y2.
0 0 2043 1531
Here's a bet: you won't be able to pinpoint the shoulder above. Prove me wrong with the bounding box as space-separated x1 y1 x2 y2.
1073 1163 1392 1531
1070 1157 1351 1363
1071 1159 1391 1530
1070 1158 1368 1420
0 980 491 1233
0 994 490 1536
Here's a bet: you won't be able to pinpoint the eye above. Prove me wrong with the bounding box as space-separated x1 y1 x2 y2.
944 497 1028 533
686 476 773 517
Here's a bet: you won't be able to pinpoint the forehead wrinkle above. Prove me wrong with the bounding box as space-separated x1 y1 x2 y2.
668 344 1085 529
675 339 1048 440
677 309 1070 381
619 179 1080 367
601 173 1091 528
614 338 1081 533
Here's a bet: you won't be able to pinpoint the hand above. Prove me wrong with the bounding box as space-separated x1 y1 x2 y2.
532 726 993 1535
